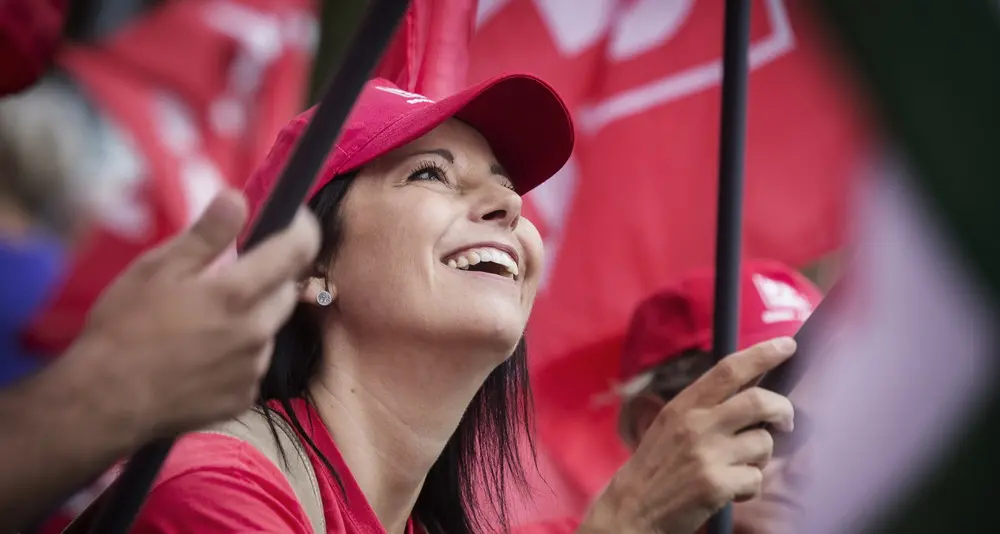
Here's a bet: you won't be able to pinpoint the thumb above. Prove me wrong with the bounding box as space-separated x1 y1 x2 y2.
158 189 248 275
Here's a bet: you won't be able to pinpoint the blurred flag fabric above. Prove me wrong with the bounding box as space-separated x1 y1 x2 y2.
468 0 874 521
800 158 998 534
376 0 476 99
22 0 319 354
797 1 1000 532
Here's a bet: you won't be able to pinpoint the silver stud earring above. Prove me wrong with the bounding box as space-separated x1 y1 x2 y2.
316 290 333 307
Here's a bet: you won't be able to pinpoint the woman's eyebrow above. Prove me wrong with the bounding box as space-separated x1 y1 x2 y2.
404 148 455 163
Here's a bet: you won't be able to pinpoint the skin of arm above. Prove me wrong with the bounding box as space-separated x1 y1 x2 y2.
0 334 148 533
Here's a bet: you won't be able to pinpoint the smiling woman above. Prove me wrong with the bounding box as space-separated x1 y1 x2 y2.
127 74 573 534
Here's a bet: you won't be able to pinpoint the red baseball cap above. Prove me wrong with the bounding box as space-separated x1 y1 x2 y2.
619 259 824 382
241 74 574 230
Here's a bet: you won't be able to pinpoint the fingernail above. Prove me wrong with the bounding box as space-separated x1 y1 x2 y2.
772 337 797 354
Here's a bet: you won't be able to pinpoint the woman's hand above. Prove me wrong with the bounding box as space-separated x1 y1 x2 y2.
577 338 797 534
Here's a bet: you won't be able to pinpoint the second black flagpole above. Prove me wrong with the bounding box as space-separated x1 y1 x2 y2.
708 0 753 533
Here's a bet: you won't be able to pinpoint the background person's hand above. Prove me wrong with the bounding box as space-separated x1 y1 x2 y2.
579 338 796 534
71 189 320 440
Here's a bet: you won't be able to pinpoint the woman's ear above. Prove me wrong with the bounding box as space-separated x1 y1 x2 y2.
298 277 336 307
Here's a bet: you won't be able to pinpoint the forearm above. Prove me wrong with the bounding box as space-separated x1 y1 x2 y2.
0 338 146 532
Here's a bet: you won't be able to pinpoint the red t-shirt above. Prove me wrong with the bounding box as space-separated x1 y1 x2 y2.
131 399 424 534
512 517 579 533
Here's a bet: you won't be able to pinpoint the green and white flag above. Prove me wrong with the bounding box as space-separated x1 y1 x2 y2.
801 1 1000 532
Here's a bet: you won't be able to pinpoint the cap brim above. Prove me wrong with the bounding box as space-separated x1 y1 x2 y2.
343 74 575 194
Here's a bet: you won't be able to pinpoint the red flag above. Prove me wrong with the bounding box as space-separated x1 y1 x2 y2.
469 0 874 519
376 0 476 99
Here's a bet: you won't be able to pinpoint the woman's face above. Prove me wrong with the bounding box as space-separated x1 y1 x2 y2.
326 119 544 359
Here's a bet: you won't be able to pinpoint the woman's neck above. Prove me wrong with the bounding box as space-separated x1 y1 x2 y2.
309 336 500 534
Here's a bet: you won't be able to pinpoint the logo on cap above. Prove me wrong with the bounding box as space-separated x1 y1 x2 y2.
752 274 813 324
373 86 435 105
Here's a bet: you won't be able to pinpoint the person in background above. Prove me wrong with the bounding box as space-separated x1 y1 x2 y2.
615 260 821 534
519 260 822 534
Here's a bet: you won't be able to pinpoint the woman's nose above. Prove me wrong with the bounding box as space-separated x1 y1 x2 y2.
476 188 522 231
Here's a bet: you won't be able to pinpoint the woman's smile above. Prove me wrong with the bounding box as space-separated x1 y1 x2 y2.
441 243 521 281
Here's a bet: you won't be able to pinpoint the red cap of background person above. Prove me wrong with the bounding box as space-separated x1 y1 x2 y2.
0 0 68 96
240 74 574 247
620 259 824 381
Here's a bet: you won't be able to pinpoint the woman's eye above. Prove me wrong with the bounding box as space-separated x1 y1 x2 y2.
408 165 447 183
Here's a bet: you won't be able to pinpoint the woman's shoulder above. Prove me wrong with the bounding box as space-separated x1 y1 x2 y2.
130 432 315 533
159 431 267 475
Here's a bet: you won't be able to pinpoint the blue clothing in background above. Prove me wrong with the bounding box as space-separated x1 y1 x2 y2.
0 233 64 387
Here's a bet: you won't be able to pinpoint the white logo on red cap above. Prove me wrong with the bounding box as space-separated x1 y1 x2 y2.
373 86 435 105
752 274 813 324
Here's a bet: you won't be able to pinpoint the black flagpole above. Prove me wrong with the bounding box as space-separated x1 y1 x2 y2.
707 0 753 533
81 1 412 532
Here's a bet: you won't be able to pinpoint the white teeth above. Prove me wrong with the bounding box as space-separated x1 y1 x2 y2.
506 258 520 277
444 247 519 278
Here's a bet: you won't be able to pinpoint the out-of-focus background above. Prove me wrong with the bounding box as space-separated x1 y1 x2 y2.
4 1 997 533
